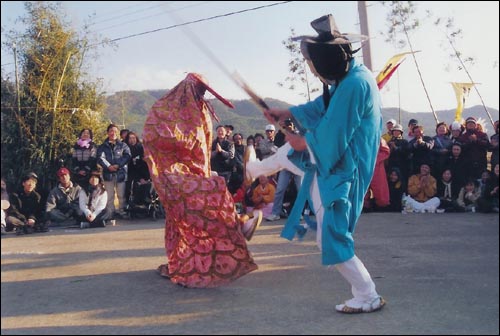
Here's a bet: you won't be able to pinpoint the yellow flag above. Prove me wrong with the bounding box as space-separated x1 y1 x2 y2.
376 52 413 89
451 82 475 121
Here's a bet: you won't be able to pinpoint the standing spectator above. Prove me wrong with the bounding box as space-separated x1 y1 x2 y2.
253 133 265 160
45 167 82 227
125 131 150 200
71 128 97 190
97 124 131 218
120 129 129 142
228 132 245 194
224 124 234 142
1 177 10 235
210 125 235 185
6 172 43 235
258 124 278 160
445 143 467 189
76 171 112 228
449 121 464 144
266 120 301 221
405 118 418 141
387 124 410 183
406 163 440 212
489 120 499 169
382 119 396 143
458 117 489 180
432 122 453 178
363 138 390 211
408 125 434 175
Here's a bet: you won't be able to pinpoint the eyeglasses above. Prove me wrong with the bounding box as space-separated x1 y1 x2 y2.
265 130 274 132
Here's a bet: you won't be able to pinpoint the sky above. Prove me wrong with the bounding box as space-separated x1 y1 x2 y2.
1 1 499 118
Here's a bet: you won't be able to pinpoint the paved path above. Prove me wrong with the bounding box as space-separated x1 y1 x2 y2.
1 212 499 335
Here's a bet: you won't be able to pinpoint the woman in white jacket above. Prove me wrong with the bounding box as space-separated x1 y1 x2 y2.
78 171 112 228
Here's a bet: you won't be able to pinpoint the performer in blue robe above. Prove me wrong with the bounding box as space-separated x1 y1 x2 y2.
256 14 386 314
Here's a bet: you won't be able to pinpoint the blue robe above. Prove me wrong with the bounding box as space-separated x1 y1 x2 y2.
282 59 383 265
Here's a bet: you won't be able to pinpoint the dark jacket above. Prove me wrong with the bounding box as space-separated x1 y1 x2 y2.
8 189 42 223
97 139 131 182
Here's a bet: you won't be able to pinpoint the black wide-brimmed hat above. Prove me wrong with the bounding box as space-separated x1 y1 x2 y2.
292 14 368 61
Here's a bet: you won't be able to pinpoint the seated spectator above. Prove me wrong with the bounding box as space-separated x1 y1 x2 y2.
477 163 499 213
379 167 405 212
456 178 481 212
71 128 97 190
406 163 440 213
45 167 83 227
436 168 461 213
1 177 10 235
76 171 112 229
6 172 43 235
247 175 276 218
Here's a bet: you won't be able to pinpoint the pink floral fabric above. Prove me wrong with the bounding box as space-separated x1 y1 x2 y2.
143 74 257 288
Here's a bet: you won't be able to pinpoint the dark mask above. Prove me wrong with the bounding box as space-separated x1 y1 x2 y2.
307 43 352 81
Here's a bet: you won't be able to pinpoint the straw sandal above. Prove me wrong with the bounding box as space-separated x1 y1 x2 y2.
336 296 386 314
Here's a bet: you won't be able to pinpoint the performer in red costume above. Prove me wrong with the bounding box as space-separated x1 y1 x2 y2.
143 73 262 288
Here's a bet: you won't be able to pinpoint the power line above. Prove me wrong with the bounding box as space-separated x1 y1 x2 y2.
96 1 292 46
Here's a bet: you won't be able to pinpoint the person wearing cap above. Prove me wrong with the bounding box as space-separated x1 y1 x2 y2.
261 14 385 313
458 117 490 180
258 124 278 160
387 124 410 182
406 118 419 141
382 119 397 143
143 73 262 288
97 123 132 219
6 172 43 235
449 120 464 145
45 167 82 228
76 171 111 228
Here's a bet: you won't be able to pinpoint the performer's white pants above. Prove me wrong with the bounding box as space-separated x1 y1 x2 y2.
246 143 378 303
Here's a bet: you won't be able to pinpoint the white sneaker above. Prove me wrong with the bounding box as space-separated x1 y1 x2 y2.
242 210 263 241
265 214 280 221
80 222 90 229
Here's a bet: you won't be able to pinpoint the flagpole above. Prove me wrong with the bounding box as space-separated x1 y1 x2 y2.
446 35 495 127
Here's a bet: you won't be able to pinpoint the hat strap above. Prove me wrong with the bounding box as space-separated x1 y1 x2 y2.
322 83 331 110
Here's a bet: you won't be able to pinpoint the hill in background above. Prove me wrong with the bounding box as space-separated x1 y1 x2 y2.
105 90 499 139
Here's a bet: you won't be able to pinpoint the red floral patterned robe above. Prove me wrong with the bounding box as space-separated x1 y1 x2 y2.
142 73 257 288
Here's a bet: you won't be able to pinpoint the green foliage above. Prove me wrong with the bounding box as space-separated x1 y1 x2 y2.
1 2 109 190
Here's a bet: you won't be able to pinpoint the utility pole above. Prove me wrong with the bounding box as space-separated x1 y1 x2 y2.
357 1 372 71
